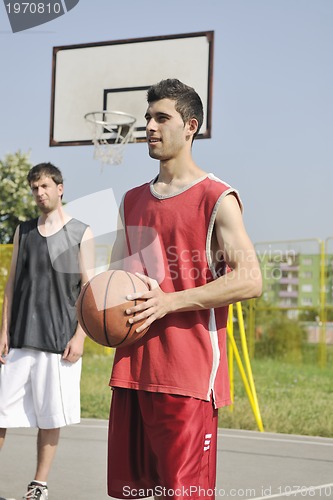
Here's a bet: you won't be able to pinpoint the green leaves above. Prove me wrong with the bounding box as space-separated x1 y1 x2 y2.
0 151 39 243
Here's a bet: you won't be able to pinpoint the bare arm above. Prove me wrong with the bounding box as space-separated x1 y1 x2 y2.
174 193 263 309
62 226 95 362
79 226 96 284
126 193 262 331
0 226 20 363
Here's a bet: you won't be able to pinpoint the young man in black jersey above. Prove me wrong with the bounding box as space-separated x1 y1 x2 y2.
0 163 94 500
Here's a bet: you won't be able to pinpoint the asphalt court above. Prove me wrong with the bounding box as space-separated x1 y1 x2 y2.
0 419 332 500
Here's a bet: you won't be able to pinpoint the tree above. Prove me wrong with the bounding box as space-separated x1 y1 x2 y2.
0 151 39 243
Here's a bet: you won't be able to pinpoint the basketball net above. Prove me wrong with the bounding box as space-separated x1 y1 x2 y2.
84 111 136 166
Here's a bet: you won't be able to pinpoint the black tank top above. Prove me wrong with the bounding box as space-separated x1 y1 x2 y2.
10 218 88 353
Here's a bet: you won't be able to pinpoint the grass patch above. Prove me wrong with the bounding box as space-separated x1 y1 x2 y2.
80 353 113 419
81 350 333 438
219 358 333 437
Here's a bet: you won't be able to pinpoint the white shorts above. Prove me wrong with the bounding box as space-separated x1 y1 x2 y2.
0 348 82 429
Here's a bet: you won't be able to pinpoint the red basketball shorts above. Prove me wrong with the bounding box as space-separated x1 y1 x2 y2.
108 388 218 499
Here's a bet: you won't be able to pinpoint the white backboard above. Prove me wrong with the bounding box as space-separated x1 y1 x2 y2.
50 31 214 146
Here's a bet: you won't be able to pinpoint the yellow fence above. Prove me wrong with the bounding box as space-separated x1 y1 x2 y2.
227 302 264 432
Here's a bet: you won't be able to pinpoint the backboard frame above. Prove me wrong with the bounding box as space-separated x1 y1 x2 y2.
49 31 214 147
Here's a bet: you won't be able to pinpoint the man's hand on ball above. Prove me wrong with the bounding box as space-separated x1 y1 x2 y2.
126 273 173 332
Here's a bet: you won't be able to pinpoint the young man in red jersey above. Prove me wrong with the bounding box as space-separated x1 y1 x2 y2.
108 79 262 499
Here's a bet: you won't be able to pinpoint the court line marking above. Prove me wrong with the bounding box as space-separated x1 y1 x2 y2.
77 423 333 449
219 431 333 447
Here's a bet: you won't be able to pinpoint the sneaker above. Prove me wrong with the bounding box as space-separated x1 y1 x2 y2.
22 482 48 500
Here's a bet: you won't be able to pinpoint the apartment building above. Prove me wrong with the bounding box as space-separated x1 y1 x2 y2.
258 251 332 311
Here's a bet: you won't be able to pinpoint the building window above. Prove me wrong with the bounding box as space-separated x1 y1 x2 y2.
302 271 313 279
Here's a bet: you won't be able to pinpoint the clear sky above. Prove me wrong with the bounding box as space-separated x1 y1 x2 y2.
0 0 332 246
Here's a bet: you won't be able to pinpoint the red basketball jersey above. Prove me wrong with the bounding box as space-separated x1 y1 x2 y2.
109 174 242 408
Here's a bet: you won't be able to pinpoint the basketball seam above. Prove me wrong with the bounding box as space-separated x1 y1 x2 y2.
111 271 136 347
104 271 118 347
80 275 99 342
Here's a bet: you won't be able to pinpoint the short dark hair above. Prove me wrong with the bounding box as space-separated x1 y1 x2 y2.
147 79 204 139
27 163 63 186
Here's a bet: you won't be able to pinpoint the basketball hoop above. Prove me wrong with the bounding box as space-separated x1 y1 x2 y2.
84 111 136 166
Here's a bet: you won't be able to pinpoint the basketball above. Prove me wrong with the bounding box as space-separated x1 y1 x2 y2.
77 269 150 348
